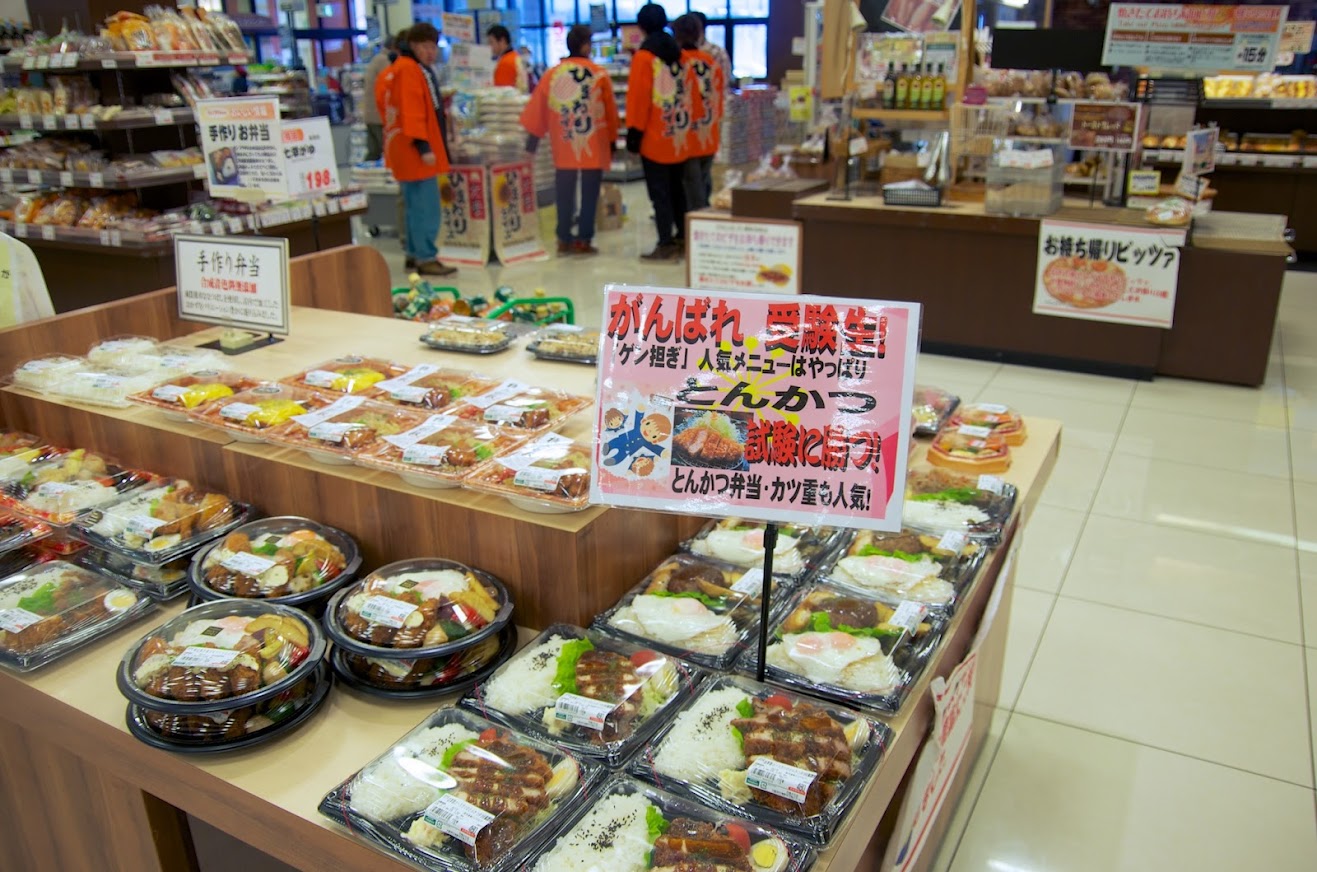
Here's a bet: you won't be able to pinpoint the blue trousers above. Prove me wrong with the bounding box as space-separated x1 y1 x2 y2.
555 168 603 244
400 176 440 261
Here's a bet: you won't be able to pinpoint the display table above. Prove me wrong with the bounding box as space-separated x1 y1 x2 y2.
792 193 1290 385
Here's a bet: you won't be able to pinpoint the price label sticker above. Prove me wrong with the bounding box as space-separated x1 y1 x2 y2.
80 114 97 129
976 474 1005 494
17 113 32 128
101 58 118 68
0 168 11 183
35 482 77 497
21 57 34 70
327 198 342 214
291 396 364 428
974 403 1009 415
153 109 174 125
936 530 968 553
420 794 495 847
484 404 527 424
12 222 26 238
383 413 456 449
126 515 170 538
1234 34 1271 68
0 607 43 633
958 424 994 439
171 646 240 669
178 621 247 648
225 216 245 233
41 114 56 128
731 566 765 596
219 401 261 422
359 595 418 628
26 169 42 185
401 444 451 466
152 384 189 402
88 171 104 187
62 53 79 68
313 201 327 217
745 757 816 804
388 385 433 405
40 226 56 241
889 600 927 632
220 552 277 576
512 467 563 492
63 115 79 129
553 692 616 731
301 369 343 388
59 172 74 187
193 164 208 179
465 380 528 409
35 56 48 70
307 422 358 444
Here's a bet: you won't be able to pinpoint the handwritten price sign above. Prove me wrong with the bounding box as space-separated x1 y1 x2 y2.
283 117 340 198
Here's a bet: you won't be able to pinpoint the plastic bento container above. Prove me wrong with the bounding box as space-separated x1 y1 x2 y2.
682 519 847 581
420 315 517 354
592 553 782 671
0 510 51 554
186 383 326 443
106 346 228 378
129 371 261 419
751 583 945 716
318 708 600 872
356 414 527 489
949 402 1028 445
187 517 361 608
279 355 410 395
368 365 502 410
0 560 157 671
126 661 331 753
116 599 327 713
462 624 703 768
333 625 515 699
0 432 56 480
628 674 890 845
817 528 986 611
911 385 960 436
927 427 1011 475
72 479 252 565
461 435 592 513
531 775 816 872
86 335 159 365
47 365 162 408
75 546 193 601
524 325 600 365
0 539 80 579
902 468 1017 544
325 558 514 660
11 355 87 391
0 449 153 526
263 395 431 465
450 381 591 436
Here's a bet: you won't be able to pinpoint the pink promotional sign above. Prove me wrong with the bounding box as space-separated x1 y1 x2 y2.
590 286 922 532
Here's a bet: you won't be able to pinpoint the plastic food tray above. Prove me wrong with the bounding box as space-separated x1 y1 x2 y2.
72 479 253 566
0 450 153 527
10 355 87 392
332 625 515 699
128 372 262 419
0 510 52 555
186 384 329 443
681 518 848 581
902 468 1017 544
263 396 432 465
460 435 592 513
278 355 410 396
448 381 591 437
911 385 960 437
368 365 503 411
948 402 1028 445
816 528 986 612
524 325 600 365
355 414 527 489
75 546 193 602
420 316 518 354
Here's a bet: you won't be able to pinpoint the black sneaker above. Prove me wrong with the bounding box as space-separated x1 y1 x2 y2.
405 257 417 270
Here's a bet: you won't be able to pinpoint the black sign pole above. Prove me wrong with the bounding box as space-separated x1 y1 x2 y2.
755 522 778 682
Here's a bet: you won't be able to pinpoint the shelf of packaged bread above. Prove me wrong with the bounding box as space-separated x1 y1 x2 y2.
0 419 1059 872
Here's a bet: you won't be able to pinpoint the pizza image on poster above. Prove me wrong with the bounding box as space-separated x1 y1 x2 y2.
1041 256 1128 309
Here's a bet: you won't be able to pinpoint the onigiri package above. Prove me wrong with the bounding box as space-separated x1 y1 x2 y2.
680 518 847 582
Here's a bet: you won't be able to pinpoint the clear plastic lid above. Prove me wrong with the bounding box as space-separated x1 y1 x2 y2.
421 315 517 354
682 518 847 579
0 510 52 554
188 517 361 604
1 449 153 526
98 347 226 379
319 708 599 872
334 626 514 698
524 325 600 364
0 432 55 480
117 599 327 712
0 539 76 580
461 435 592 513
754 582 944 716
949 402 1028 445
369 365 503 411
927 427 1012 475
532 775 816 871
75 547 192 601
449 381 591 435
73 479 252 565
263 396 432 460
129 371 261 413
462 624 703 768
86 335 159 365
11 355 87 391
186 384 324 438
326 558 513 658
628 674 890 845
911 384 961 436
47 365 162 408
819 528 984 610
902 468 1017 543
0 560 156 671
357 415 528 488
279 355 411 395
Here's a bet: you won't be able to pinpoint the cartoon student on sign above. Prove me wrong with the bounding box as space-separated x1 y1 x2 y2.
210 147 241 186
602 409 671 475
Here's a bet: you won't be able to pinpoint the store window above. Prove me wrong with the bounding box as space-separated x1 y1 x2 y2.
547 0 579 24
732 23 766 78
704 24 726 48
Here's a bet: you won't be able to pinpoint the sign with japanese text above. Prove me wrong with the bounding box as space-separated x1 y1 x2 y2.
196 97 285 200
1183 126 1218 177
175 235 291 335
1067 101 1141 152
282 116 341 198
590 288 921 532
1033 219 1187 329
442 12 476 42
1101 4 1288 72
687 215 802 296
1279 21 1315 54
450 42 494 89
1127 168 1162 195
489 161 548 265
439 166 491 266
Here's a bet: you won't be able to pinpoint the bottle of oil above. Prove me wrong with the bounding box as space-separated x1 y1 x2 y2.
894 64 910 110
920 62 936 110
883 63 897 109
931 64 946 110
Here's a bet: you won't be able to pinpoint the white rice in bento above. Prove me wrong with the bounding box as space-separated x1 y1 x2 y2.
347 723 478 821
652 687 747 782
901 499 988 531
482 634 569 715
533 792 654 872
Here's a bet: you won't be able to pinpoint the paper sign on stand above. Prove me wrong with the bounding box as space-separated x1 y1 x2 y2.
282 116 341 198
1067 101 1141 152
174 235 291 336
196 97 285 201
442 12 476 43
1182 126 1218 178
686 215 802 295
450 42 494 89
489 161 548 265
439 166 492 267
1101 4 1289 72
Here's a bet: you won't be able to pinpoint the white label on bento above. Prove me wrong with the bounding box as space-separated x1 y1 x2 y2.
220 552 276 576
177 621 246 648
308 422 357 443
553 692 616 731
543 323 584 333
402 444 451 467
977 475 1005 495
35 482 77 497
220 402 261 421
373 657 417 678
464 380 528 410
744 757 816 804
127 515 169 537
483 404 526 424
513 467 562 492
152 384 190 402
937 530 967 553
0 607 43 633
384 415 457 450
388 386 431 404
20 359 59 372
171 646 240 669
359 595 417 628
95 339 143 353
958 425 994 439
302 369 342 388
421 794 495 847
974 403 1009 415
375 364 440 393
731 567 765 596
291 396 364 429
889 601 927 632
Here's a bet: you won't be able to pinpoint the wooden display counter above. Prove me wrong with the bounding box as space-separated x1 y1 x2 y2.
792 193 1289 385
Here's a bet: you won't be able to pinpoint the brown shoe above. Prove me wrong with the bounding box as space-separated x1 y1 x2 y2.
417 260 457 277
572 241 599 256
557 240 572 255
641 243 680 261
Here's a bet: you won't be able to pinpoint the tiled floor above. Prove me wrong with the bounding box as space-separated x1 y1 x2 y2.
360 186 1317 870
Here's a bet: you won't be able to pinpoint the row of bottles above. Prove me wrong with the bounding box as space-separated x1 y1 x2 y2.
882 63 946 111
0 21 31 52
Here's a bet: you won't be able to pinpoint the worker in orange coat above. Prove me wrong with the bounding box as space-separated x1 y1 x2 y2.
383 22 456 276
626 3 692 261
488 25 529 92
521 24 619 256
674 14 724 211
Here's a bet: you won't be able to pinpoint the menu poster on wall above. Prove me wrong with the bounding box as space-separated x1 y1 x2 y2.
196 97 285 200
1067 101 1142 152
1033 219 1187 329
1101 4 1289 72
438 165 491 267
590 288 922 532
686 215 802 296
282 117 341 198
175 235 291 335
441 12 476 42
489 161 548 265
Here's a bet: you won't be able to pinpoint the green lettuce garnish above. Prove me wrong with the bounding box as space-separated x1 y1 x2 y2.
16 582 56 615
475 443 494 461
809 611 903 640
735 698 755 719
651 590 727 610
645 805 669 841
252 540 280 556
439 739 475 770
855 545 924 562
911 487 980 505
552 638 595 695
730 725 743 750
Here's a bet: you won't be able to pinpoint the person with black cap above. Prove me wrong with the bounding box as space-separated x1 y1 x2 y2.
626 2 693 261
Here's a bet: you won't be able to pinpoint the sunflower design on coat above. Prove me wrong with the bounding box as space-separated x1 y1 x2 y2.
547 64 604 163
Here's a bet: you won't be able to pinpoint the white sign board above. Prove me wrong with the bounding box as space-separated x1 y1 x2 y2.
175 235 291 335
1101 4 1288 72
686 215 803 295
449 42 495 89
1033 219 1187 329
196 97 286 201
282 116 341 198
442 12 477 43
